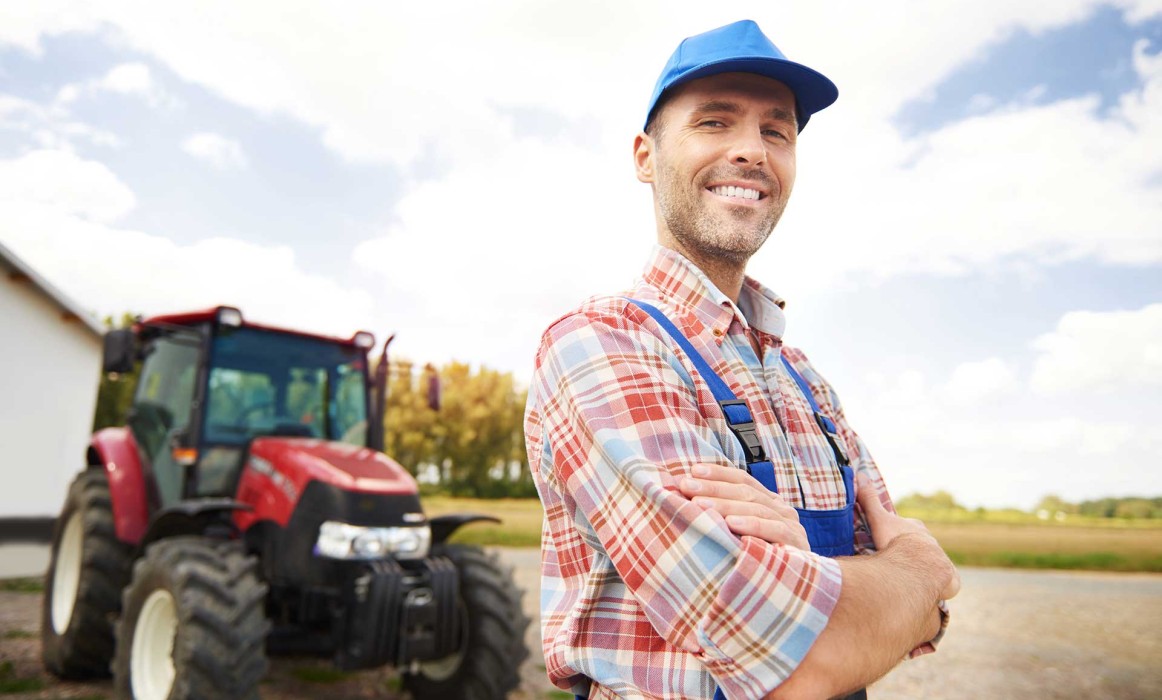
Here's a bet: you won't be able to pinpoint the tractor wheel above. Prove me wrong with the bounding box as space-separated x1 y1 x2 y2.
41 469 134 678
403 544 531 700
112 537 270 700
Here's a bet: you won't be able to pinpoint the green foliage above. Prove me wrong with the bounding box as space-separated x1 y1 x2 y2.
384 360 532 498
0 661 45 693
898 491 1162 522
0 577 44 593
895 490 964 511
1082 496 1162 519
424 496 544 547
944 550 1162 572
1034 494 1162 520
383 359 439 474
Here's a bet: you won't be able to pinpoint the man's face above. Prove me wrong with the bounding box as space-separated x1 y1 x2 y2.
636 72 798 266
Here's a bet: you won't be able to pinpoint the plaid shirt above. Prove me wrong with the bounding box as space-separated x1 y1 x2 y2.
526 245 937 699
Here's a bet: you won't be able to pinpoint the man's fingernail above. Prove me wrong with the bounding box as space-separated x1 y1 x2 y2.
682 478 701 492
692 464 710 476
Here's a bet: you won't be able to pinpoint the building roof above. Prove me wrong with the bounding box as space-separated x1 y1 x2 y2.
0 240 104 338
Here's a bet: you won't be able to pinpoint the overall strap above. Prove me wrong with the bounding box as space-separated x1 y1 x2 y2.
626 299 768 469
778 355 850 467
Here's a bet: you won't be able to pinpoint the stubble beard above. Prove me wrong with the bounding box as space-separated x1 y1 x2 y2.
656 159 787 266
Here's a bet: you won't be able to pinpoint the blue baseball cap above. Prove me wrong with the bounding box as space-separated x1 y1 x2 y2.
645 20 838 132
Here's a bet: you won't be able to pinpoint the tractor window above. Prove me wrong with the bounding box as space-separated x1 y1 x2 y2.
130 334 201 506
203 328 368 448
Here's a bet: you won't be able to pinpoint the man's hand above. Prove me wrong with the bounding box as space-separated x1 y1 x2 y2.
678 463 810 550
856 473 961 601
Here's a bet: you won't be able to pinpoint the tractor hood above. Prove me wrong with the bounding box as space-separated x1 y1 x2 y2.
248 438 419 496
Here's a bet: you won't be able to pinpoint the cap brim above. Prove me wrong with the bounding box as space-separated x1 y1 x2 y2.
648 56 838 131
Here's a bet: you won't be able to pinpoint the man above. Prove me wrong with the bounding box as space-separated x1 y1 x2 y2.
525 20 957 700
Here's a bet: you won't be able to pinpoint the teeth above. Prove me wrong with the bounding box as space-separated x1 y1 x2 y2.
711 185 760 200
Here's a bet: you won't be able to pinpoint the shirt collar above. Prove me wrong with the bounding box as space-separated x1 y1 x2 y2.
640 244 787 340
738 276 787 339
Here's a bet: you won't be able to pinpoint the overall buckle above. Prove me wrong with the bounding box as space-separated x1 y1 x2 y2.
718 399 766 465
814 412 851 466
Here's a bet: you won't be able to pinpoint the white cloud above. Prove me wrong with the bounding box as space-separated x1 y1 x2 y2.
0 149 135 222
0 150 374 340
54 61 175 111
3 1 1159 290
1 209 375 342
0 1 100 56
862 369 929 409
181 132 247 170
352 138 654 371
1030 303 1162 394
0 92 119 150
98 62 152 94
943 357 1017 404
840 363 1160 509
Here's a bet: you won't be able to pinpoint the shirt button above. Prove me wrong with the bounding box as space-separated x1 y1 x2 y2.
712 328 723 337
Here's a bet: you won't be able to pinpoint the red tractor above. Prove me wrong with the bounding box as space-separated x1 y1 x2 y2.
40 306 530 699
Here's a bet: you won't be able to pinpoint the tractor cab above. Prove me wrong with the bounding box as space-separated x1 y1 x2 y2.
104 306 381 512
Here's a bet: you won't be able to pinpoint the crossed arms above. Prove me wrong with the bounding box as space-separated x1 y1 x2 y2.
529 308 957 699
680 465 957 699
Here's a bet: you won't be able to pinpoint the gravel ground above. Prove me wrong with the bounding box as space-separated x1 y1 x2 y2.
2 549 1160 699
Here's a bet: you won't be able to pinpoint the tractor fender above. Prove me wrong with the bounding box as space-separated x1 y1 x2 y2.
88 428 149 546
141 499 254 546
428 513 501 545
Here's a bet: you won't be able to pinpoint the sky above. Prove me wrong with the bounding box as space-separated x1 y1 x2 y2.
1 0 1159 510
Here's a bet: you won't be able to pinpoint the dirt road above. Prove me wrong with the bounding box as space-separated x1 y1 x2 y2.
2 549 1160 699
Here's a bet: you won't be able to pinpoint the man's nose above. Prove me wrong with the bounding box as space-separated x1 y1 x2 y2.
729 127 766 167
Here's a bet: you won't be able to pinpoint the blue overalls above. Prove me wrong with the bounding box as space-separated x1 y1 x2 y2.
575 300 864 700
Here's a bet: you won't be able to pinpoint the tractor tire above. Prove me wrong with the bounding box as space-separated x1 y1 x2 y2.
112 537 270 700
41 469 134 678
403 544 531 700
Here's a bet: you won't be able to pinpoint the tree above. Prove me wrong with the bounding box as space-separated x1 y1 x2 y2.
429 362 530 497
895 490 964 511
1034 494 1077 515
383 359 439 477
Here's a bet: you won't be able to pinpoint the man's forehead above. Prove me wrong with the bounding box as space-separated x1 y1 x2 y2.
660 73 797 121
673 72 796 104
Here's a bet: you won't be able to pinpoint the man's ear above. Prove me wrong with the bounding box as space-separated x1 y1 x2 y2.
634 132 655 184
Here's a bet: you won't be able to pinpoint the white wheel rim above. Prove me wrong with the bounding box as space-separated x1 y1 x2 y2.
50 513 83 634
418 601 468 681
418 647 466 681
131 589 178 700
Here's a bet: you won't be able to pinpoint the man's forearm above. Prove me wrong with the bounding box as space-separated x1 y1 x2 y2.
767 534 951 699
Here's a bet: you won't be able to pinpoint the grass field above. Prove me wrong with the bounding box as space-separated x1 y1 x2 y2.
424 497 1162 572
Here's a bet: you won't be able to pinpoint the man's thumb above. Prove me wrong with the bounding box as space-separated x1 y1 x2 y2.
856 473 886 519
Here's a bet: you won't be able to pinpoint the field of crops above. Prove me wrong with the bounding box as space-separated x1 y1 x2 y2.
425 497 1162 572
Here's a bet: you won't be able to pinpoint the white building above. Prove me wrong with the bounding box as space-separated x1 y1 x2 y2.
0 241 103 524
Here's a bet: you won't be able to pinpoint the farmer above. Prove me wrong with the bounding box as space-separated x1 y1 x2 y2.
524 19 957 700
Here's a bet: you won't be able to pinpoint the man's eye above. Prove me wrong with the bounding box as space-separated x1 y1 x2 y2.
763 129 787 140
699 120 725 128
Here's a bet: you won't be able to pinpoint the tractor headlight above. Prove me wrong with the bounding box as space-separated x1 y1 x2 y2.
315 521 431 561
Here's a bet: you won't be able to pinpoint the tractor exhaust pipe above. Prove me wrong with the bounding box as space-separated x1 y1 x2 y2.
369 334 395 452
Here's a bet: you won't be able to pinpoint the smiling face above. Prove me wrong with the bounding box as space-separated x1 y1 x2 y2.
635 72 798 267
